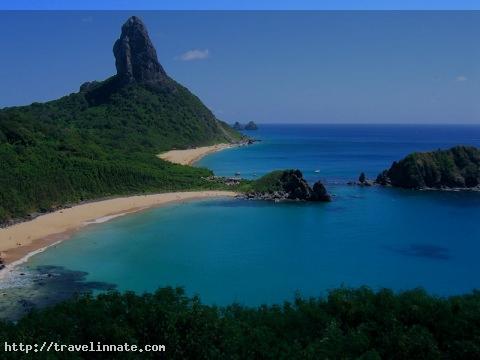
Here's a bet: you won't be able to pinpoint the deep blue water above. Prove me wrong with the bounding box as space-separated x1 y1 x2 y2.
198 124 480 182
26 124 480 306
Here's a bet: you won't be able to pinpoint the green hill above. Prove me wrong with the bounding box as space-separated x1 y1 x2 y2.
0 16 242 223
376 146 480 189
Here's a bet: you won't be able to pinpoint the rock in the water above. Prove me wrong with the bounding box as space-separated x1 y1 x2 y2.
312 181 332 201
359 172 366 184
354 172 373 186
247 169 331 202
281 169 313 200
244 121 258 130
233 122 244 130
376 146 480 190
375 170 391 186
233 121 258 130
113 16 168 85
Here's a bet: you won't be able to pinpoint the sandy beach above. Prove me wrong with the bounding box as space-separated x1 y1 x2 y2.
158 143 236 165
0 142 240 267
0 191 236 265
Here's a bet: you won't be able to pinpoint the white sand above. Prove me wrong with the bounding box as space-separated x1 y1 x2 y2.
0 191 236 264
158 143 235 165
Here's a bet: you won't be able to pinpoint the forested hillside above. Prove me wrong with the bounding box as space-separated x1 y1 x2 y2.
1 286 478 359
376 146 480 189
0 17 242 223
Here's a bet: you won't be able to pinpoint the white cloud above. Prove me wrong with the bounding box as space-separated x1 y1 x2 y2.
178 49 210 61
455 75 467 82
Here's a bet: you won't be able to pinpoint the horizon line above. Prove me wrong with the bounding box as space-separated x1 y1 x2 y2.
245 122 480 126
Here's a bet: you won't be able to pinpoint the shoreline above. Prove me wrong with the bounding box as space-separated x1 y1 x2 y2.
158 143 238 166
0 191 237 266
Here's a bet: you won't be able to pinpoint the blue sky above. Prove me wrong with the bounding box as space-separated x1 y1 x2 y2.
0 11 479 124
4 1 480 10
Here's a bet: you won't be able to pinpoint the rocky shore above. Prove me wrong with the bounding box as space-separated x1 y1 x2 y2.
243 169 331 202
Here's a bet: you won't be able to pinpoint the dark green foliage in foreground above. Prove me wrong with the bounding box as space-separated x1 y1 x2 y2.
0 78 242 223
0 287 479 359
377 146 480 189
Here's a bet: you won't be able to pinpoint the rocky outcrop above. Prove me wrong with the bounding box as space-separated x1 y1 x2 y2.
244 121 258 130
233 122 244 130
312 181 331 201
113 16 168 85
359 172 366 184
246 169 331 202
202 176 241 186
376 146 480 190
375 170 391 186
279 169 313 199
232 121 258 130
347 172 374 187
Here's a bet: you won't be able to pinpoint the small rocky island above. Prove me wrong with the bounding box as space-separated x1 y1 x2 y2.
376 146 480 190
245 169 331 202
244 121 258 130
233 122 244 130
348 172 374 187
232 121 258 130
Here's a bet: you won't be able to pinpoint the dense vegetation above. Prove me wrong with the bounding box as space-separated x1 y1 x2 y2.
376 146 480 189
0 77 242 223
250 170 288 193
1 286 479 359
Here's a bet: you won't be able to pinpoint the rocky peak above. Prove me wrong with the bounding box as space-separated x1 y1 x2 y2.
113 16 168 85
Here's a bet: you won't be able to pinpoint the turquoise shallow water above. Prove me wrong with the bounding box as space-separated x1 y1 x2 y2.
26 125 480 306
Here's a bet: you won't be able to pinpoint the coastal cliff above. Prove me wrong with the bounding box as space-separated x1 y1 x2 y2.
376 146 480 190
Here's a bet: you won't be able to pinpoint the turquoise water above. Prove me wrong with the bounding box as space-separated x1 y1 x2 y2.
27 125 480 305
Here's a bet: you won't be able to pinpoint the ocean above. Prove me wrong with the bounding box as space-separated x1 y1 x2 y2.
19 124 480 307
